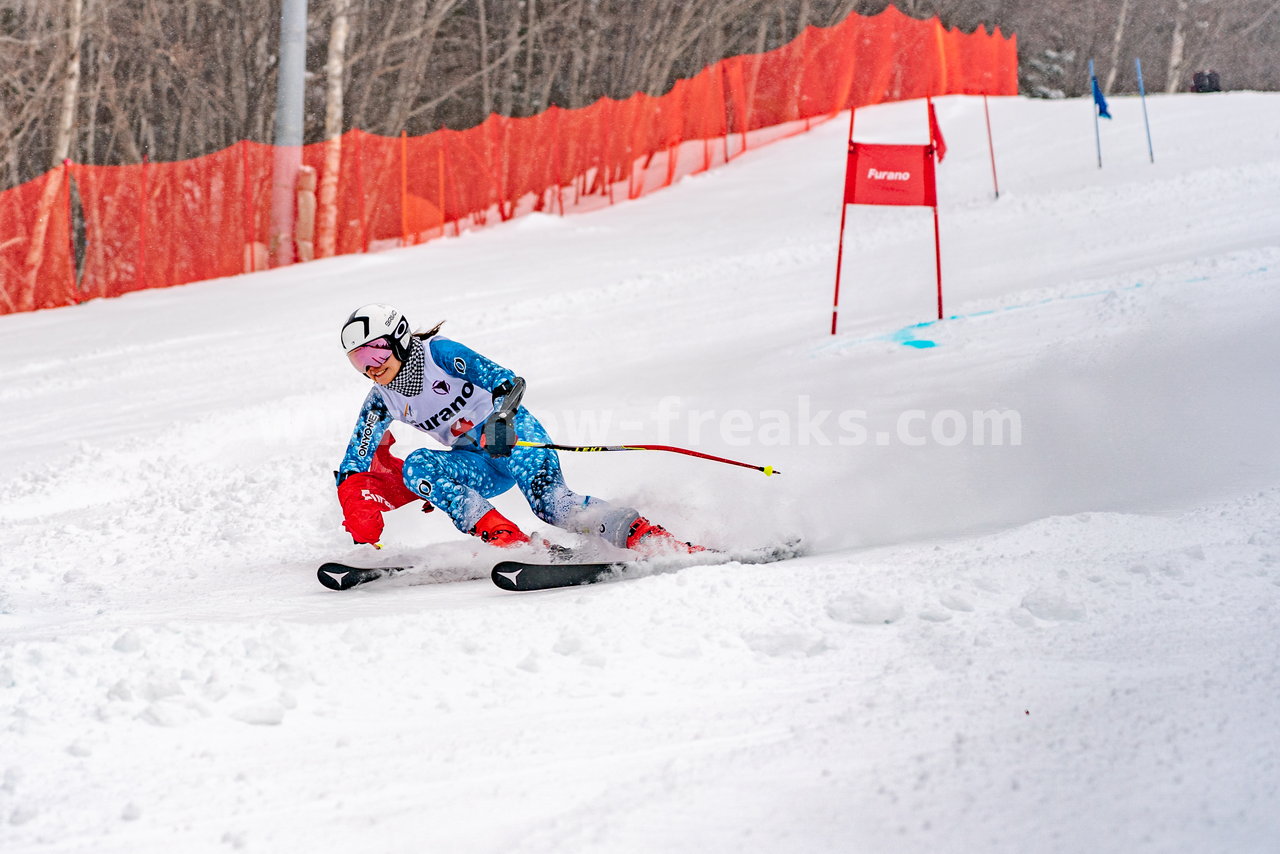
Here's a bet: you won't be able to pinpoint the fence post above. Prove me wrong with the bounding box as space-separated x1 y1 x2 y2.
436 140 447 238
240 142 252 272
64 159 80 300
354 132 368 253
400 130 410 247
138 154 148 290
720 63 732 164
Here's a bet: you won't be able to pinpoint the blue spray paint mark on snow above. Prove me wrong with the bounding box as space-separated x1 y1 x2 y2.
818 262 1271 355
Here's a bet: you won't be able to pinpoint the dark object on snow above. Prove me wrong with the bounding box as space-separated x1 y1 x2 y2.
1192 70 1222 93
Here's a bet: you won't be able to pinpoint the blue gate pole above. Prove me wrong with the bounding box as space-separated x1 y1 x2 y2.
1089 59 1103 169
1136 57 1155 164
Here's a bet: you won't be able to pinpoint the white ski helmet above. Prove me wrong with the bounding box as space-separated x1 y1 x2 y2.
341 303 413 360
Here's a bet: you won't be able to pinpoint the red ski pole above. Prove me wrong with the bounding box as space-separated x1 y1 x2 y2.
514 441 779 476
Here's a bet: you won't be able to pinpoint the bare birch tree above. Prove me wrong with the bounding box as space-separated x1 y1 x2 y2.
1103 0 1131 92
22 0 82 305
1165 0 1191 92
317 0 350 258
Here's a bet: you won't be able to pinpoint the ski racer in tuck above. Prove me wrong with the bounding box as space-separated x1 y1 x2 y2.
335 303 702 555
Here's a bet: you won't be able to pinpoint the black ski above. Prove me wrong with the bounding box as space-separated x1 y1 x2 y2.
317 562 410 590
491 540 803 592
491 560 621 590
318 540 803 592
315 547 577 591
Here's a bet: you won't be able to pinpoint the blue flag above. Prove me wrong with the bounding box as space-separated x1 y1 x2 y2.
1091 75 1112 119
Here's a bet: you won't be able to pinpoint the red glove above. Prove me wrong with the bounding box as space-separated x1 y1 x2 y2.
337 473 398 544
337 435 431 544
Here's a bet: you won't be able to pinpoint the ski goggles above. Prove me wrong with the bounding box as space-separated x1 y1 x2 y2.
346 337 394 373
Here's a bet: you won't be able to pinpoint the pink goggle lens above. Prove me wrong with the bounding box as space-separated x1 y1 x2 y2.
347 338 393 373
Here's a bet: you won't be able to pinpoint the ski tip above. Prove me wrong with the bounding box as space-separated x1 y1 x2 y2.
317 562 392 591
317 564 349 590
318 563 359 590
491 561 525 591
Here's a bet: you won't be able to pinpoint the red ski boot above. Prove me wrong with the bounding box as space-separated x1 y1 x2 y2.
471 509 531 548
625 516 706 556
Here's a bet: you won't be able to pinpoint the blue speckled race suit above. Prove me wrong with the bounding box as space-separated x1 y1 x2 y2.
338 336 637 541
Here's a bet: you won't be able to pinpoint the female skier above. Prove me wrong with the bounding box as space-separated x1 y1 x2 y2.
335 303 701 555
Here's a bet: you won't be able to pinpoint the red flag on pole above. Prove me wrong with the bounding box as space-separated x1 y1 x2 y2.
927 98 947 162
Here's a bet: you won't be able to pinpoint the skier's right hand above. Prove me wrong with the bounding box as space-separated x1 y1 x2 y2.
480 410 517 457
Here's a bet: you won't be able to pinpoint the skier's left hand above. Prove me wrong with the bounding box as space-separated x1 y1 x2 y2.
337 473 398 544
481 410 517 457
336 441 432 545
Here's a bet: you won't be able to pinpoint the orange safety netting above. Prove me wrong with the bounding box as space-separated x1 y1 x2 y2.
0 7 1016 316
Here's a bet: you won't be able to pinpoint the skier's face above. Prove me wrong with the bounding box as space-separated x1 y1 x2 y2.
366 353 401 385
347 337 402 385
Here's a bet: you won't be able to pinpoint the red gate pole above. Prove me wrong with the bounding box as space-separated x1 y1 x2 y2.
830 188 851 336
932 201 943 320
983 94 1000 199
830 108 857 335
927 97 944 321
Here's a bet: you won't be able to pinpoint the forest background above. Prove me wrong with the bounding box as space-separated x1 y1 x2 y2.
2 0 1276 190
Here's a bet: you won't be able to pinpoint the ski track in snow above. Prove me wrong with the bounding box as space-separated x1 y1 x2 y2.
2 93 1280 853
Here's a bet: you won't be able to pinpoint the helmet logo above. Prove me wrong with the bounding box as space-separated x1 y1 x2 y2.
343 304 408 352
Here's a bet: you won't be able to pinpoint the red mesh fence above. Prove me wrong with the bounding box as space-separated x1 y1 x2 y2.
0 7 1016 316
0 168 76 314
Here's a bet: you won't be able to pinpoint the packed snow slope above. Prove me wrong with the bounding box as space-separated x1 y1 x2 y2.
2 93 1279 853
